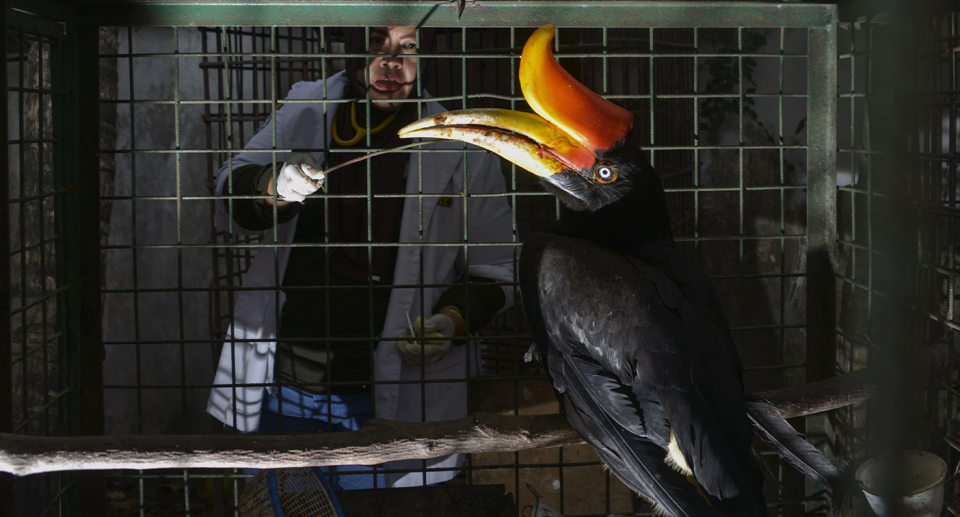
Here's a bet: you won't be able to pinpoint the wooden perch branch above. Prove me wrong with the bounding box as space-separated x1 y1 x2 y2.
0 343 954 476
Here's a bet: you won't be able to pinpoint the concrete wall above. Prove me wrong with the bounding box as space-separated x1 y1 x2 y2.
103 27 215 435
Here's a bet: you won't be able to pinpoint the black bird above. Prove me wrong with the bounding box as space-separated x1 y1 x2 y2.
401 25 838 517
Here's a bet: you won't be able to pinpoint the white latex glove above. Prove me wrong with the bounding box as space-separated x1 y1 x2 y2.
275 152 325 202
397 313 455 366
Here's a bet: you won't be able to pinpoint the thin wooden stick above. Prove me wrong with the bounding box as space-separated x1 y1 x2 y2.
316 141 431 178
0 343 954 476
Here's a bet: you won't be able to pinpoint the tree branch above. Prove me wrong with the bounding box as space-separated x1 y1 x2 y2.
0 343 954 476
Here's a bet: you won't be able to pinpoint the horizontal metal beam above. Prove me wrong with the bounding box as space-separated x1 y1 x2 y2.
8 0 75 23
78 1 837 28
7 8 67 37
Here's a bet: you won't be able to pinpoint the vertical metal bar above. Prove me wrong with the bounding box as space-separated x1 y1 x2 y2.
183 469 191 516
693 27 700 257
173 26 194 515
251 30 261 171
950 16 959 474
269 25 283 432
777 29 787 515
173 25 188 435
200 32 225 391
321 25 333 435
737 27 745 346
66 19 106 516
124 26 144 439
778 27 786 389
865 23 874 322
554 27 561 222
648 27 654 166
0 1 13 508
52 22 70 515
848 23 858 311
806 24 839 384
417 25 429 487
460 27 473 487
947 15 958 405
18 27 27 438
236 29 247 148
221 27 241 430
38 32 49 441
805 19 839 511
509 26 518 509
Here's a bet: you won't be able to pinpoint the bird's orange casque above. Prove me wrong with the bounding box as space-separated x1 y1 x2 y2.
519 25 634 163
399 24 634 177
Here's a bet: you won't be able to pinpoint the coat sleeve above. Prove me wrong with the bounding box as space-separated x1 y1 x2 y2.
214 110 294 234
213 73 340 233
460 150 516 314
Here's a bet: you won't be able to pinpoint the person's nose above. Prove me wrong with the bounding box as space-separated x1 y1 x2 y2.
377 49 403 70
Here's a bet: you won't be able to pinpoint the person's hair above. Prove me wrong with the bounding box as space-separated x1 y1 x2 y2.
335 27 436 99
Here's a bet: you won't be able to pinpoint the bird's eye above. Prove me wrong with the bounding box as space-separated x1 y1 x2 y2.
595 165 617 184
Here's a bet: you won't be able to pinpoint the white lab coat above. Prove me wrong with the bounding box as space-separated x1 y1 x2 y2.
206 71 515 486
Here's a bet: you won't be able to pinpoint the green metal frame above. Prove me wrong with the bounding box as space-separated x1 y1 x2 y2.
79 1 837 28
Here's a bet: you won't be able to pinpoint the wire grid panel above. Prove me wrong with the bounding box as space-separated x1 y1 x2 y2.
88 6 838 517
98 24 832 517
911 19 960 507
4 8 74 517
833 21 877 516
836 13 960 515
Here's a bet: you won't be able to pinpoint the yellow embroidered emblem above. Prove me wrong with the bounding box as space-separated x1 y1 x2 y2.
437 197 452 207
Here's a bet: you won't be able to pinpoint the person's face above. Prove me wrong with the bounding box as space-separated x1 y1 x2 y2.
363 26 419 110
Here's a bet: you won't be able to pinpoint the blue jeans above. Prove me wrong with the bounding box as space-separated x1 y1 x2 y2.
258 386 386 491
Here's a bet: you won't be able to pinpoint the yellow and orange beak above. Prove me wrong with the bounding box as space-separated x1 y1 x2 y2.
398 24 634 178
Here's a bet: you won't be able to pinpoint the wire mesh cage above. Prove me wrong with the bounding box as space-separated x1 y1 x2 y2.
178 21 817 515
832 9 960 515
3 8 82 516
2 2 959 517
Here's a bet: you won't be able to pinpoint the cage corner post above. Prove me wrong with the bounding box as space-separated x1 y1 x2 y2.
0 0 13 511
61 15 106 517
805 10 840 514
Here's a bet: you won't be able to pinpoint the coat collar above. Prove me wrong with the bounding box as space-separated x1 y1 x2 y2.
317 73 464 231
320 71 462 199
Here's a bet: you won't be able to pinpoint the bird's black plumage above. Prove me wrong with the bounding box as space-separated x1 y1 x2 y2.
520 141 769 516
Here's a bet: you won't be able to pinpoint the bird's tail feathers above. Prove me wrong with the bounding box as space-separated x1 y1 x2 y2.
744 395 845 488
524 342 541 363
563 358 722 517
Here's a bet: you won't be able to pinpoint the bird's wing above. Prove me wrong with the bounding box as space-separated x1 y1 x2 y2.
520 234 766 516
561 350 722 517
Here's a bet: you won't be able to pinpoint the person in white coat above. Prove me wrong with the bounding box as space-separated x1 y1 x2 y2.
206 26 515 490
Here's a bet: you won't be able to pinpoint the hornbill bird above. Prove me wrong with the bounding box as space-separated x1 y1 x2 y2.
400 25 839 517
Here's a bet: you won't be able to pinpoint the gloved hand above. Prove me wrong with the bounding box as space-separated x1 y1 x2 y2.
397 313 455 366
275 152 325 202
